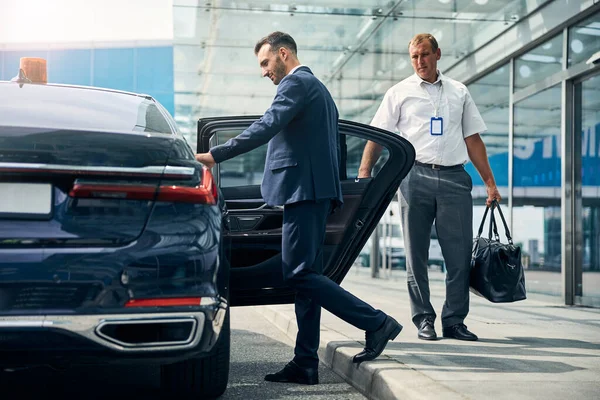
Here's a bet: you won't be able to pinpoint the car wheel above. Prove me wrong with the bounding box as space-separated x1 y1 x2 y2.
161 309 230 399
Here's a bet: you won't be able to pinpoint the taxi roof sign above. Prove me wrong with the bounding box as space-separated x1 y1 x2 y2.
12 57 47 84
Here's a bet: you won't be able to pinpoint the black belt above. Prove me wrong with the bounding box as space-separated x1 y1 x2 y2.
414 161 463 171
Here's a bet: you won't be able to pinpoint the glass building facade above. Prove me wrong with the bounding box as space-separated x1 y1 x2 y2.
172 0 561 142
173 0 600 307
463 6 600 307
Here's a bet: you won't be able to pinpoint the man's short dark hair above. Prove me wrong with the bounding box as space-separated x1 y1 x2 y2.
254 31 298 56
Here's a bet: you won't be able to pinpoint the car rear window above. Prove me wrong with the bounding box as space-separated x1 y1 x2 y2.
0 82 172 134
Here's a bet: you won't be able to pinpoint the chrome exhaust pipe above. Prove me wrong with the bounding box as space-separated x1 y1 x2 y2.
1 312 207 352
96 318 197 348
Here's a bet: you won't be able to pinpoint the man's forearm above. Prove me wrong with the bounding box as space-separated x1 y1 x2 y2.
358 141 383 178
465 134 495 186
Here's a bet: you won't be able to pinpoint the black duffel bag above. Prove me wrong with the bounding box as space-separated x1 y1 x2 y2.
470 200 526 303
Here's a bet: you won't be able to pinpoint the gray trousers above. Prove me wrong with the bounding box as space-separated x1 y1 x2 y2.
399 164 473 328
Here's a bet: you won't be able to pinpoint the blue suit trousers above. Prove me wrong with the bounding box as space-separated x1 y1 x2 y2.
282 200 386 368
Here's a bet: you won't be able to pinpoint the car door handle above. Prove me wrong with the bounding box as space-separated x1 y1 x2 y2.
228 215 263 231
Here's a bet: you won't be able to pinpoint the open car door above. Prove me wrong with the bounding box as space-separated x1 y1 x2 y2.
198 116 415 306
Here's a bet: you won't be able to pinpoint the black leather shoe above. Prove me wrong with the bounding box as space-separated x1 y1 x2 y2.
264 361 318 385
442 323 478 341
353 316 403 364
418 317 437 340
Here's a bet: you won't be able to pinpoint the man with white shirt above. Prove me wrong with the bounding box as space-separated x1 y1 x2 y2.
358 33 501 341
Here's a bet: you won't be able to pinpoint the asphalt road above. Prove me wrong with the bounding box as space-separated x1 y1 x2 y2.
0 307 364 399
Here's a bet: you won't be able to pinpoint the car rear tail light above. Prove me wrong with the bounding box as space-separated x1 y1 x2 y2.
69 168 217 204
125 297 202 307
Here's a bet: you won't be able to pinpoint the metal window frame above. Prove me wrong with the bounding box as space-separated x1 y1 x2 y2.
572 69 600 306
562 26 576 306
461 3 600 87
514 61 600 104
457 5 600 306
508 58 514 233
499 11 600 305
509 37 600 306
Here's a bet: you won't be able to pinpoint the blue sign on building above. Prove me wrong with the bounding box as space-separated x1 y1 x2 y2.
465 122 600 188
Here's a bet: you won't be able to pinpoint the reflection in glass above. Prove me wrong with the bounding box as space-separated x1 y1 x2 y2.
514 33 563 89
513 85 562 298
577 74 600 306
346 135 389 178
568 11 600 66
466 65 509 202
216 130 390 187
215 129 267 188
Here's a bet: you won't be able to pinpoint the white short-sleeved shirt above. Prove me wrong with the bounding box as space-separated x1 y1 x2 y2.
370 71 487 166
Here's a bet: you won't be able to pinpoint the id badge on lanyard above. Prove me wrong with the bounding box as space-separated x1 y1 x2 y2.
429 83 444 136
430 117 443 135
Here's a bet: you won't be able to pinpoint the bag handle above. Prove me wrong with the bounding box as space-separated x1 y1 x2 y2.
476 200 512 244
473 202 496 268
489 202 500 241
477 201 499 240
491 200 514 245
476 205 490 239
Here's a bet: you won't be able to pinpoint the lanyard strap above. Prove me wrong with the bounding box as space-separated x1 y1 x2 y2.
422 82 444 117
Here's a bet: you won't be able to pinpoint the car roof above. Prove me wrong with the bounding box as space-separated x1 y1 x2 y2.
0 81 173 134
0 80 153 100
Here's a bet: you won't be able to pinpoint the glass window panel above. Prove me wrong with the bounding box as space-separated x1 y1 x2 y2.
174 71 202 93
175 0 396 15
173 1 550 130
346 135 389 179
568 11 600 67
330 48 397 123
215 129 389 187
216 129 267 188
173 8 368 51
173 45 205 74
578 74 600 306
467 65 510 237
514 33 563 90
513 84 562 298
466 64 510 203
338 99 380 125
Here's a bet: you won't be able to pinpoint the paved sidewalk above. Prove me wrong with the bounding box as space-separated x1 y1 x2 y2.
255 265 600 400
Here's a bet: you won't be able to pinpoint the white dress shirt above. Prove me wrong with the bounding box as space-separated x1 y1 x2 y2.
288 65 305 75
370 71 487 166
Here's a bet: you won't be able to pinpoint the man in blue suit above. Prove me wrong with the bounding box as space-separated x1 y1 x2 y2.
195 32 402 385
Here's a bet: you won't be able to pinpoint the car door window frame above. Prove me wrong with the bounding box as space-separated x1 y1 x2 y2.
207 125 390 189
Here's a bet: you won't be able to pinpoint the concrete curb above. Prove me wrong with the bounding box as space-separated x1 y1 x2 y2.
256 305 465 400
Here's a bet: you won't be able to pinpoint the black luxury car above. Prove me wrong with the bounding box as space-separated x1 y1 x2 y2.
0 62 414 398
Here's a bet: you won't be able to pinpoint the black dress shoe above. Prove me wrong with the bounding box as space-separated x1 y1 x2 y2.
353 316 403 364
442 323 478 341
418 317 437 340
264 361 318 385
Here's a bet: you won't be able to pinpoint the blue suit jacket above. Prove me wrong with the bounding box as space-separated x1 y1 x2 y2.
210 66 344 208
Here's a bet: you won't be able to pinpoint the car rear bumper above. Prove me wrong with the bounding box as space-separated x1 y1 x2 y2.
0 298 227 367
